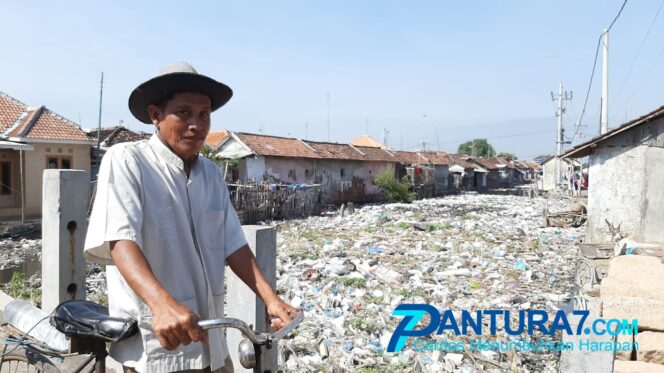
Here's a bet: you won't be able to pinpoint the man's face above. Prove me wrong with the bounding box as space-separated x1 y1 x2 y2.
148 91 211 160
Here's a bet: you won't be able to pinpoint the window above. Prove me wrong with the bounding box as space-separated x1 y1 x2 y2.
46 156 72 169
340 168 345 177
1 162 10 195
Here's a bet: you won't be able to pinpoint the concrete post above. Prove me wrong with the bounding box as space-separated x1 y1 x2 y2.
41 170 89 314
227 226 278 372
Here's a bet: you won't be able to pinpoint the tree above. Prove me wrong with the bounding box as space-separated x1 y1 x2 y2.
200 145 224 167
374 168 415 203
457 139 495 158
496 152 517 161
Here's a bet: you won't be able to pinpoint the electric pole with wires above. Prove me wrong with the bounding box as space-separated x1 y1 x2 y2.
551 81 572 187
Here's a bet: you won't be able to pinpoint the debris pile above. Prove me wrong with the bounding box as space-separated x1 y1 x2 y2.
274 194 583 372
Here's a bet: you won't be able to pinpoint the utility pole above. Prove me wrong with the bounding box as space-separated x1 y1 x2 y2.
305 122 308 139
400 134 403 151
326 92 330 141
383 128 389 148
421 114 427 151
97 72 104 152
601 28 609 134
551 81 573 188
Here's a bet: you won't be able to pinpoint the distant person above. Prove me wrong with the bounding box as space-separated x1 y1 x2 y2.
84 62 296 373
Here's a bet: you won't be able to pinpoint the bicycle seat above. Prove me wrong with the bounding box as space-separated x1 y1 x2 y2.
50 300 138 343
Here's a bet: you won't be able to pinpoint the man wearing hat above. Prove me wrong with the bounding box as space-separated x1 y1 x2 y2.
84 63 297 372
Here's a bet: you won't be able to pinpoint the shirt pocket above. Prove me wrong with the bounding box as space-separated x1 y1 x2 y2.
139 297 202 360
203 209 225 252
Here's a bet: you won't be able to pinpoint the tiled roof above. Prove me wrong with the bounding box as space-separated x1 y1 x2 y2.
447 154 477 169
0 92 27 134
392 151 421 164
205 131 228 148
419 151 452 166
234 132 419 163
89 126 151 147
350 135 386 148
236 133 319 158
0 92 91 142
475 157 509 170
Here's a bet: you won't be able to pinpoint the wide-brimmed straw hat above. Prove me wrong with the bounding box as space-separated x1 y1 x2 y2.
128 62 233 124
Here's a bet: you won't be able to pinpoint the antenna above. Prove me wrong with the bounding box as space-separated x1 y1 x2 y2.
97 72 104 152
326 92 330 141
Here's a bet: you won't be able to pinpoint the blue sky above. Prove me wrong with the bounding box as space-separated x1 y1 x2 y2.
2 1 663 159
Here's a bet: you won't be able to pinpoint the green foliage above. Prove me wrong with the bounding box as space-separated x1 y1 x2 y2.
497 152 517 161
397 222 412 229
374 168 415 203
340 278 367 288
199 145 223 166
7 272 39 301
457 139 496 158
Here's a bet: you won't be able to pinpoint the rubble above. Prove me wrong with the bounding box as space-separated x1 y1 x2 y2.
274 193 582 372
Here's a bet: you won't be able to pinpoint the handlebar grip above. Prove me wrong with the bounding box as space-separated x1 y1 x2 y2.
197 310 304 344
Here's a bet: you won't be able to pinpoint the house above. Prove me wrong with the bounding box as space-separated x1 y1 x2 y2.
473 157 511 189
216 132 399 204
205 130 229 149
447 154 488 191
88 124 151 179
541 156 581 191
417 151 452 195
350 135 387 149
562 104 664 244
0 92 95 217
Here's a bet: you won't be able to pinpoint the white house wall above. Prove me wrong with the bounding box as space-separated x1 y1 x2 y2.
641 146 664 241
245 156 266 181
585 121 664 244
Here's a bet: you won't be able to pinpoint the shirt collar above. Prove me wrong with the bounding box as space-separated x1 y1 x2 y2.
149 133 199 171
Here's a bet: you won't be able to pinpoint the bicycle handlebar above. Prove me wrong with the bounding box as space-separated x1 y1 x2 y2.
197 310 304 345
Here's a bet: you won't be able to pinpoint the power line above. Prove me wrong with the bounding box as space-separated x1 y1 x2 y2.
574 0 628 141
612 0 664 107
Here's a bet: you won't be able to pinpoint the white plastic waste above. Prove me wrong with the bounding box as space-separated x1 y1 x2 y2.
4 299 68 352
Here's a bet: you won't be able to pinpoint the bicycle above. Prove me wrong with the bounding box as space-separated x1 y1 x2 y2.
0 299 303 373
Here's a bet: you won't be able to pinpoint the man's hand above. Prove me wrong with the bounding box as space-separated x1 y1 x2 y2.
266 298 298 331
227 246 299 331
110 240 208 351
151 300 208 351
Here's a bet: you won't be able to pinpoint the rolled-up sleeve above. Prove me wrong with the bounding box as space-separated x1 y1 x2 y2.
84 145 144 265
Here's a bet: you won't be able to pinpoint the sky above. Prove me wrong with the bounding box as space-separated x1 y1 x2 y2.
2 0 664 160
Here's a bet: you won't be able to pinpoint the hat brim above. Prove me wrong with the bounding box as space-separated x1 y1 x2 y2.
128 73 233 124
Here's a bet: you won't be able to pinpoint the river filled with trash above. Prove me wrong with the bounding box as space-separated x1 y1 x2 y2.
273 193 583 372
0 192 583 372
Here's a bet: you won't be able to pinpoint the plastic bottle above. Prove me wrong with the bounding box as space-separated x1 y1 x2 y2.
4 299 68 352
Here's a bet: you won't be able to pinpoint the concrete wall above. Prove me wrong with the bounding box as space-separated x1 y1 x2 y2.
542 158 576 191
264 157 315 184
23 143 91 213
236 155 394 204
316 159 391 203
243 156 267 181
585 118 664 243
